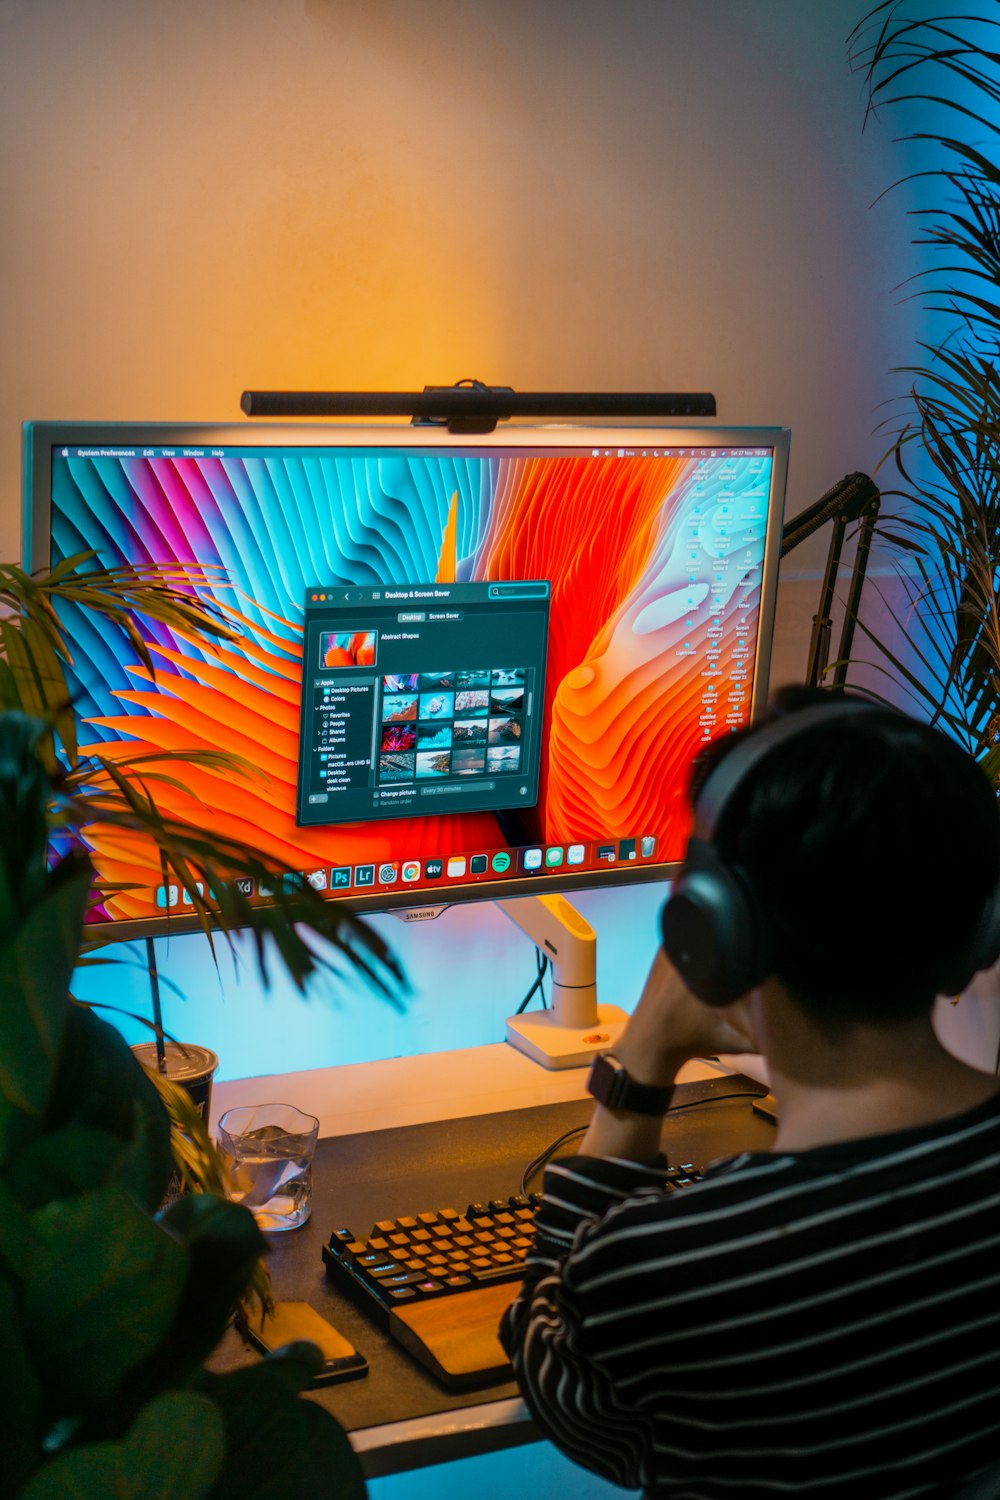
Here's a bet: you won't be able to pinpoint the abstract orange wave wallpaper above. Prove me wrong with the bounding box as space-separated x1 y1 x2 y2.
43 435 774 922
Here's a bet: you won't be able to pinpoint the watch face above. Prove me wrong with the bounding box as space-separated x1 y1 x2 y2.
587 1052 626 1108
587 1052 672 1116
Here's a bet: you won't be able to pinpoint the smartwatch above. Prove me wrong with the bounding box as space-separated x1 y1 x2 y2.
586 1052 674 1116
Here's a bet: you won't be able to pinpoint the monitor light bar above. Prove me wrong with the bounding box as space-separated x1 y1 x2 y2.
240 381 717 433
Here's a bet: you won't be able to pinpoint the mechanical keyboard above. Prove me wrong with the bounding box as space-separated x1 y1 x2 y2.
322 1194 542 1315
322 1165 704 1389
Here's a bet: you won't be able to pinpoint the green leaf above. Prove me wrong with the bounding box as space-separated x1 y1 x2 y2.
198 1361 366 1500
0 553 235 773
16 614 78 768
24 1184 188 1417
1 562 407 1009
54 750 407 1005
44 1006 173 1206
141 1193 267 1387
18 1391 225 1500
115 1092 179 1211
982 743 1000 788
0 859 91 1121
0 1174 40 1280
0 1271 42 1499
0 1089 41 1180
4 1125 151 1211
5 1125 124 1206
0 713 53 929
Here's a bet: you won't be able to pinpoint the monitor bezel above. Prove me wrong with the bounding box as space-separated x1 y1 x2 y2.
22 418 789 939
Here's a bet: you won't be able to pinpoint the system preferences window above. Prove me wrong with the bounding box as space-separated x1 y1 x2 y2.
296 581 550 825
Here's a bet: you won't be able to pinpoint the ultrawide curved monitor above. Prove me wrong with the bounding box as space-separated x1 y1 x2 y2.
22 421 789 940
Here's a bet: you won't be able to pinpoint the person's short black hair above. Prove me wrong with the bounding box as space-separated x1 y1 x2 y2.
700 689 1000 1024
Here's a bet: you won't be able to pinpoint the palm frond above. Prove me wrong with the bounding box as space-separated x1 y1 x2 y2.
50 750 406 1001
1 558 408 1005
0 556 239 771
845 8 1000 781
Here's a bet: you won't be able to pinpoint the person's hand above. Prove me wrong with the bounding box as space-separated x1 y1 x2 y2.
613 947 757 1088
580 949 757 1159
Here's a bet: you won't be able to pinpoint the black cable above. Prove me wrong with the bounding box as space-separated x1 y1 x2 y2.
519 1089 769 1196
520 1125 589 1196
514 949 550 1014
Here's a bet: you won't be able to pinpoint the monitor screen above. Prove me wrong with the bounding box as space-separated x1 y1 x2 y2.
22 422 789 940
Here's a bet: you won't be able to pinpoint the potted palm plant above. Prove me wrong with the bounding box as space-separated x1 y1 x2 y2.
0 554 405 1172
0 711 372 1500
848 4 1000 788
0 555 403 995
0 553 406 1497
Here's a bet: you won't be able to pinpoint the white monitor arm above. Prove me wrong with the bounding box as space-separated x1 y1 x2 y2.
498 893 628 1069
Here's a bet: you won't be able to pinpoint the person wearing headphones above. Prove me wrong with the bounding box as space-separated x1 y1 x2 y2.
500 692 1000 1498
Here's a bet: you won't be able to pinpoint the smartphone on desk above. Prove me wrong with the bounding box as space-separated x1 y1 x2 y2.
246 1300 368 1386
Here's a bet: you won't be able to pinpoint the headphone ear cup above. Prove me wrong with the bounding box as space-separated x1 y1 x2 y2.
660 837 772 1007
937 881 1000 997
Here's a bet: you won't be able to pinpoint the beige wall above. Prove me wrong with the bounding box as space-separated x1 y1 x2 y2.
2 0 920 578
3 0 956 1071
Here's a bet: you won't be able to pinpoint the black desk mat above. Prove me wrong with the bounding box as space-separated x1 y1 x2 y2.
215 1074 774 1439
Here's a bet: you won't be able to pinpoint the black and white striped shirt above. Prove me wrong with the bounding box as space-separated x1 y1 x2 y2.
500 1092 1000 1499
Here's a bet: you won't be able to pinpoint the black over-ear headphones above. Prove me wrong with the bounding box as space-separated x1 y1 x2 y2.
660 699 1000 1007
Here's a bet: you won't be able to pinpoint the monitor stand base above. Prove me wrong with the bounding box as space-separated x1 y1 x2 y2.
505 1005 628 1070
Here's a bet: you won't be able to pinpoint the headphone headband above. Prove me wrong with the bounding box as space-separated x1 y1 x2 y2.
665 694 1000 1005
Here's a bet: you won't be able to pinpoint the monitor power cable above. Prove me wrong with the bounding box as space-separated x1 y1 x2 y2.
513 949 550 1014
518 1088 769 1197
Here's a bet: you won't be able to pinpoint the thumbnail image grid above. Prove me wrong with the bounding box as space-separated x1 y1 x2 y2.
377 667 526 784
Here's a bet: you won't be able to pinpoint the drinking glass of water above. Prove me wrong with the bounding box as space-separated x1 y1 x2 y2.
218 1103 320 1231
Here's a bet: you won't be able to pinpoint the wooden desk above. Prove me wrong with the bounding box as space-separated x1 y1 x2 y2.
215 1065 775 1478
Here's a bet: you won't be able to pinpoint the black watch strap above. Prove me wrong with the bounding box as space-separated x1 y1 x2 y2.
586 1052 674 1116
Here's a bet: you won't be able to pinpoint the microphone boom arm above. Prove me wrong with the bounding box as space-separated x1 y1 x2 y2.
781 472 881 689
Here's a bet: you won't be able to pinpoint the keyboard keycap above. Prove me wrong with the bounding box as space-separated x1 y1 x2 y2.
470 1263 522 1283
321 1166 705 1343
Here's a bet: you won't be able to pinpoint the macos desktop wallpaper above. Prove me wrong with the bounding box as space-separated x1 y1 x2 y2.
46 440 772 924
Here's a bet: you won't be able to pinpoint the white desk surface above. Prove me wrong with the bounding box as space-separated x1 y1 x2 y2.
210 1042 766 1137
